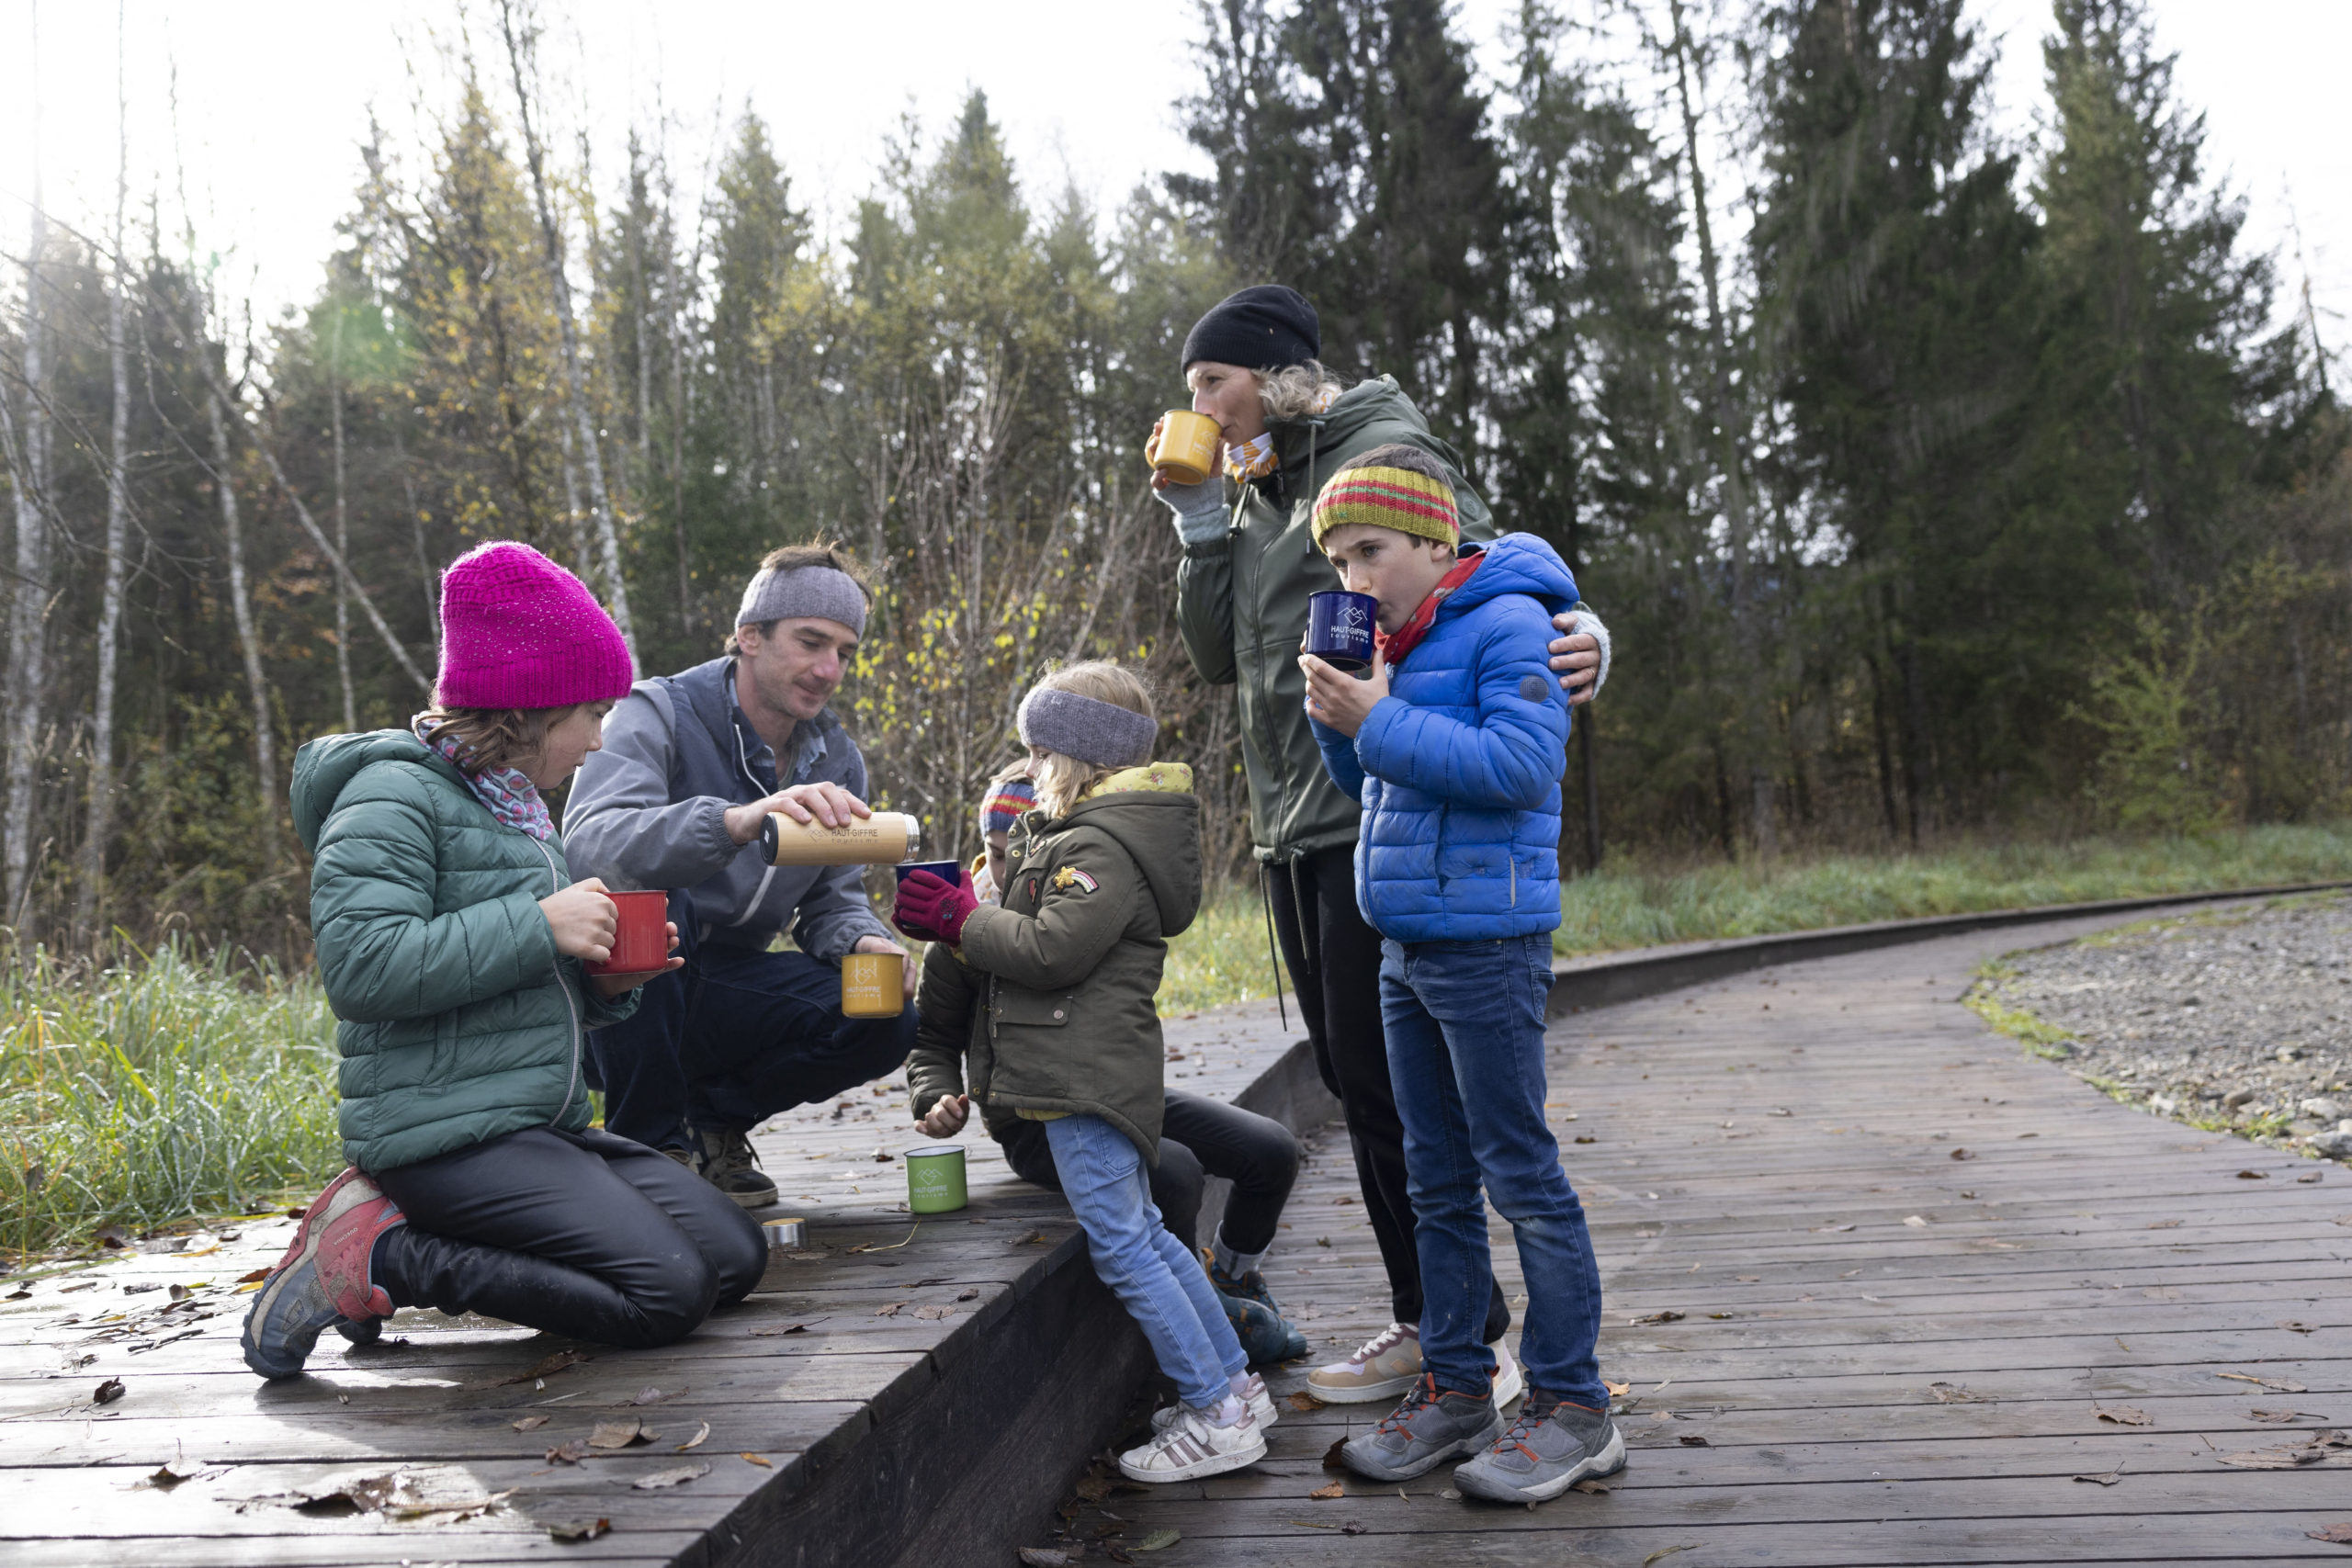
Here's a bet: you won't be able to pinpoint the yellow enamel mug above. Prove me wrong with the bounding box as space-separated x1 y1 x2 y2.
1148 409 1221 486
842 951 905 1019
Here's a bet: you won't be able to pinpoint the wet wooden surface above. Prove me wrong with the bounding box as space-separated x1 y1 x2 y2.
0 998 1300 1565
1078 908 2352 1565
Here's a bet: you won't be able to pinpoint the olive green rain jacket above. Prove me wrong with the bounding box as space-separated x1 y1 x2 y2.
1173 376 1494 863
292 730 638 1173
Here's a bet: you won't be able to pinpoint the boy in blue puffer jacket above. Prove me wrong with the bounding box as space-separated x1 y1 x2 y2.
1298 445 1624 1505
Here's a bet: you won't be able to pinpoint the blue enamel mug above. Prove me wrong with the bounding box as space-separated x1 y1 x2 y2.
1306 590 1379 672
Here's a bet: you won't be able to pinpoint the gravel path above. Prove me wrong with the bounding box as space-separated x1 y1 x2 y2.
1970 892 2352 1158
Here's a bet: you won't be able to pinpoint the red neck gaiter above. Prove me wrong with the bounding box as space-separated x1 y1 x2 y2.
1375 547 1485 668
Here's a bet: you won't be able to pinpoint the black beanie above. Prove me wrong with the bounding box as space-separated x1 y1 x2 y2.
1181 285 1320 376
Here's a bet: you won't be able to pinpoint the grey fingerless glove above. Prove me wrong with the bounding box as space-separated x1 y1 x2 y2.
1563 604 1612 696
1154 475 1228 547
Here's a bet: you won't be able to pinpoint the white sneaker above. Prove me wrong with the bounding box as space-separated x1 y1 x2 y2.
1118 1403 1267 1483
1153 1373 1276 1434
1308 1322 1421 1404
1490 1337 1524 1409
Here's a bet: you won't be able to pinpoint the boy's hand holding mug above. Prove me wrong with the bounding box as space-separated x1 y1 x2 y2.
1299 644 1391 738
916 1093 971 1139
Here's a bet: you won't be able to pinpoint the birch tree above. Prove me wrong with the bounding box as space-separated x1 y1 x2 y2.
6 28 52 923
75 5 133 931
205 389 278 870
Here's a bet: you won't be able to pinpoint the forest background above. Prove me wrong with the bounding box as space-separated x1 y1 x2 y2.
2 0 2346 965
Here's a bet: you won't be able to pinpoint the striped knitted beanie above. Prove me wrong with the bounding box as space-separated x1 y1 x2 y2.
979 776 1037 838
1310 462 1459 550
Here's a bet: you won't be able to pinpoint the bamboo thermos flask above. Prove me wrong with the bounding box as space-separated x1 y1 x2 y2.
760 810 921 867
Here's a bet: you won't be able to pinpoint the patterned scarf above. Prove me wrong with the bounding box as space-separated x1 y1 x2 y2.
1221 385 1340 483
414 716 555 840
1376 547 1486 669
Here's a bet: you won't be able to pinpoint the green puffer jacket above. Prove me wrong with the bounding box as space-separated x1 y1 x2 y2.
1175 377 1495 863
920 763 1204 1165
292 730 639 1173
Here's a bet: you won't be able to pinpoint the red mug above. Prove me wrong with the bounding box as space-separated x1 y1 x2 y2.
587 889 672 976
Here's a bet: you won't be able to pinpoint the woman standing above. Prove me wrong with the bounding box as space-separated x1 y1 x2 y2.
1158 285 1610 1404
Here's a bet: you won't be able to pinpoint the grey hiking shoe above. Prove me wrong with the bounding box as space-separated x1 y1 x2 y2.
696 1128 779 1209
1341 1375 1503 1482
1453 1392 1626 1504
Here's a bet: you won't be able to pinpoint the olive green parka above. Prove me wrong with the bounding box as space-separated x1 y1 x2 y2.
292 729 638 1174
1174 376 1494 863
908 764 1202 1165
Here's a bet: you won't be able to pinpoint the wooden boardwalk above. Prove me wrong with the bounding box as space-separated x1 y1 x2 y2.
1086 909 2352 1565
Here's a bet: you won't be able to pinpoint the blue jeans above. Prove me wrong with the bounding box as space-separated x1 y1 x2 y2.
1044 1113 1247 1410
1381 933 1606 1408
586 891 917 1149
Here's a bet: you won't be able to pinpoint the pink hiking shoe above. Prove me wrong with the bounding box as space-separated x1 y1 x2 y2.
241 1168 404 1380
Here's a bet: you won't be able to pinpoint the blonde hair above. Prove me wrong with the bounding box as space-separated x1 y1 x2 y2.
415 705 584 776
1257 361 1347 423
1026 661 1156 818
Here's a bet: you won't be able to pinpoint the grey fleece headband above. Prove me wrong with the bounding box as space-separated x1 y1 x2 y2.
736 566 869 637
1017 687 1159 768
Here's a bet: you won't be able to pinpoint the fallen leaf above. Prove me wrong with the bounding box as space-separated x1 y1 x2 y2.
2097 1406 2152 1426
1289 1391 1325 1411
1642 1547 1701 1567
548 1517 610 1542
2221 1372 2310 1393
510 1416 549 1432
2237 1169 2267 1179
1902 1214 1929 1227
1340 1520 1366 1535
235 1268 268 1284
1322 1437 1350 1472
1815 1223 1856 1233
750 1322 816 1337
1928 1382 1981 1404
2215 1445 2329 1468
1769 1107 1792 1116
2306 1522 2352 1544
1013 1231 1046 1246
590 1419 650 1450
93 1377 124 1406
1570 1477 1613 1494
1735 1275 1759 1282
1020 1551 1071 1567
2279 1321 2319 1334
291 1472 403 1514
1573 1135 1598 1145
2073 1469 2122 1485
1678 1434 1709 1447
1629 1310 1686 1325
546 1440 591 1464
632 1462 708 1490
956 1288 979 1302
142 1460 203 1489
1949 1148 1975 1161
1309 1481 1346 1500
2246 1409 2314 1423
1132 1529 1181 1552
874 1303 906 1317
496 1349 588 1386
1604 1380 1633 1398
675 1422 710 1452
913 1304 955 1320
626 1385 684 1406
741 1452 772 1467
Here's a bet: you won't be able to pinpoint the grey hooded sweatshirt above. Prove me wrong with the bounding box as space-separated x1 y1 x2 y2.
560 656 893 959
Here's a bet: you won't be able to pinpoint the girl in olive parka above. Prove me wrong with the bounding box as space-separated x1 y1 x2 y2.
241 544 764 1382
891 663 1271 1486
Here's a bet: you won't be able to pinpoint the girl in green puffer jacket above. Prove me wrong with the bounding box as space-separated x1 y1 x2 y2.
242 543 766 1381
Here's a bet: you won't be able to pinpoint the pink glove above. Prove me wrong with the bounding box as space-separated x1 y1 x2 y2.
893 870 978 946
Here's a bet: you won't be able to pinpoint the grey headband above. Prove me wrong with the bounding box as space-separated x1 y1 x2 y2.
736 565 869 637
1017 687 1159 769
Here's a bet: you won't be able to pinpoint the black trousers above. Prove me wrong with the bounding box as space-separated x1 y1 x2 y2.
372 1125 767 1349
1267 844 1510 1342
998 1090 1301 1255
586 890 918 1151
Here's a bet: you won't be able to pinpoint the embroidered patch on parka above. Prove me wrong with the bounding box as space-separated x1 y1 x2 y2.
1051 866 1100 894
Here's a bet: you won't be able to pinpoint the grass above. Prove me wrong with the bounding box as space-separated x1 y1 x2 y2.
1159 823 2352 1010
11 821 2351 1260
0 940 342 1264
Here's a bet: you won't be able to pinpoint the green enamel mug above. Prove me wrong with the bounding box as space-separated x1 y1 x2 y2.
905 1145 968 1213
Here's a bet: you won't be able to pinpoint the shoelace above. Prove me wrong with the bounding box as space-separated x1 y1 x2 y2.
1497 1397 1565 1462
1348 1323 1409 1364
1372 1375 1441 1438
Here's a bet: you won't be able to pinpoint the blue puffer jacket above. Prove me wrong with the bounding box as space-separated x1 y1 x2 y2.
1312 534 1578 942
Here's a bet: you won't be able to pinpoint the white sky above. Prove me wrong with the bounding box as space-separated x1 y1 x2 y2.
2 0 2346 358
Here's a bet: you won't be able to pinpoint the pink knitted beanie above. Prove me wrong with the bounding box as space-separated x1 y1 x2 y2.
434 542 636 710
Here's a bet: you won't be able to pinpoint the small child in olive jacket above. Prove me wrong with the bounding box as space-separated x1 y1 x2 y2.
892 661 1272 1483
